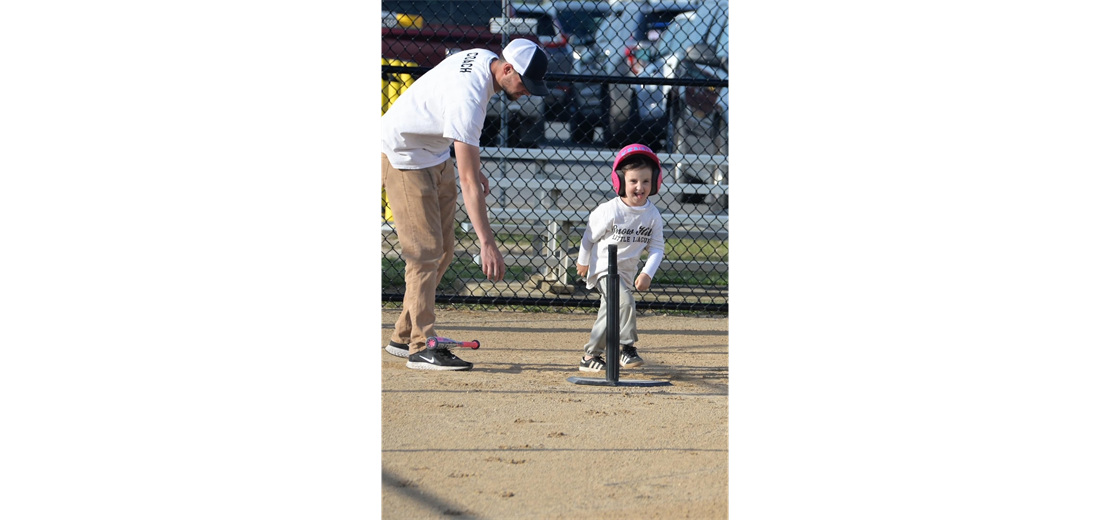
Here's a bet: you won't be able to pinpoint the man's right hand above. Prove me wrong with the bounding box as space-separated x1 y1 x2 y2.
481 242 506 282
576 263 589 277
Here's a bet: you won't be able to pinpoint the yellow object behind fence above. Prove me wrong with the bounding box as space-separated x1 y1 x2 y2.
381 58 417 116
382 187 393 222
395 13 424 28
381 58 417 222
382 11 424 29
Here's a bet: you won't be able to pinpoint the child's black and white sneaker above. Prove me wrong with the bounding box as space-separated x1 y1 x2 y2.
384 341 409 358
407 348 473 371
620 345 644 368
579 355 606 372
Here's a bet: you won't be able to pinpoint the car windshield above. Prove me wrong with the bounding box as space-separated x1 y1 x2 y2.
515 11 560 37
704 5 729 49
557 10 606 42
656 3 728 59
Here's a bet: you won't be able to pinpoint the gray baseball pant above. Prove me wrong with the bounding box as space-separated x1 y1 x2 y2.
583 275 638 357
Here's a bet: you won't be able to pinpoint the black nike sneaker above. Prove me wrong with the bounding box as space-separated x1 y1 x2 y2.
406 348 473 371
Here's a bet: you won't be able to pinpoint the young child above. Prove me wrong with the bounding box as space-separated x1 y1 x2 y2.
575 144 666 372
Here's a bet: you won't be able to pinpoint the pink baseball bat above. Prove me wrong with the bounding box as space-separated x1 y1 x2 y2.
426 336 480 350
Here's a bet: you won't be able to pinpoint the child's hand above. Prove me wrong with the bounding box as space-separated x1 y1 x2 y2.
635 273 652 291
576 263 589 277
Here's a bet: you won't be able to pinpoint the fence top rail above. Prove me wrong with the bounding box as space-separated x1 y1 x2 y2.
487 177 727 195
478 147 727 167
488 207 728 228
382 65 728 88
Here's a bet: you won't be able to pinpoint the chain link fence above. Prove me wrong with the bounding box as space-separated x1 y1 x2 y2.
381 0 728 312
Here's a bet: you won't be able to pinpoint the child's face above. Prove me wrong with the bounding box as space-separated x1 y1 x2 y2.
620 166 654 207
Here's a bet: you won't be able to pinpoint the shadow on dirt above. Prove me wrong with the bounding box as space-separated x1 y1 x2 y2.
381 360 728 395
381 466 472 520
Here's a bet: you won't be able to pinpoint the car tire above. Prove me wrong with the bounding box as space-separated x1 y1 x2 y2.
560 85 576 123
671 101 704 204
676 172 708 204
514 117 544 148
664 91 678 153
480 116 542 148
597 83 610 145
706 113 728 213
644 118 667 153
607 83 633 149
570 111 594 144
670 111 691 182
479 117 500 148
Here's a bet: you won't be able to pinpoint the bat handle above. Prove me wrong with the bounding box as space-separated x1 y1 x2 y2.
427 337 480 349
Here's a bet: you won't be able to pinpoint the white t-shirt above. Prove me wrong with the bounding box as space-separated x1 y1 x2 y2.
576 197 665 290
381 49 498 169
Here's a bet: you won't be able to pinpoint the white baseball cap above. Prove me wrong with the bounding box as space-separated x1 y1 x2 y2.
502 38 550 97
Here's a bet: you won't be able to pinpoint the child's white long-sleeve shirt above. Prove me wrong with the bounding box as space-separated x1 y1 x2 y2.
576 197 665 290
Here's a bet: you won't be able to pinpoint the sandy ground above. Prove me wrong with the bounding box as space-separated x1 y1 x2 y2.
381 308 729 520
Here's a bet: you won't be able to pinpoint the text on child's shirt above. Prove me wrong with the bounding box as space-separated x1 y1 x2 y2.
613 225 654 244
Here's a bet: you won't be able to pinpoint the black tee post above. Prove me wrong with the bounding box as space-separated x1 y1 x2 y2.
605 244 620 384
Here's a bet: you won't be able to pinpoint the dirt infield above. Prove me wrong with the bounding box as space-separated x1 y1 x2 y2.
381 308 729 520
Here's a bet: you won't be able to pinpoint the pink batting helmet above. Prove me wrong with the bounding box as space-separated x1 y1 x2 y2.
610 143 663 196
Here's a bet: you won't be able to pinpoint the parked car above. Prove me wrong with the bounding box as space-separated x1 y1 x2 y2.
548 1 615 142
581 0 701 148
652 0 728 207
505 2 576 122
552 0 611 47
479 84 546 148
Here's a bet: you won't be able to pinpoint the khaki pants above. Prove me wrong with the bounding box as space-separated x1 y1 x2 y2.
382 153 457 353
